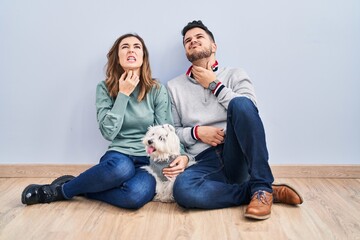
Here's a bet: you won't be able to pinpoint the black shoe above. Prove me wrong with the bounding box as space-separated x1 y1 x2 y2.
21 184 63 205
21 175 75 205
51 175 75 186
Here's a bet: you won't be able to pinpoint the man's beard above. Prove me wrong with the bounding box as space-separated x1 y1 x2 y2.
186 45 212 62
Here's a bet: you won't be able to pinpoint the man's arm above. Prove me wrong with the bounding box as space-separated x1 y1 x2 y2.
193 66 257 110
215 71 257 110
167 83 198 148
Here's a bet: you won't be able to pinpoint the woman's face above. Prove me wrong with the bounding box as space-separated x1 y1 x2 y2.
118 36 144 74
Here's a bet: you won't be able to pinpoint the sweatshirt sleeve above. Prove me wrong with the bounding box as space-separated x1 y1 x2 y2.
166 83 197 148
215 69 257 109
96 81 129 141
153 84 173 126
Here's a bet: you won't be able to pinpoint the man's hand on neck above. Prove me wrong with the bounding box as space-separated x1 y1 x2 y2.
191 60 217 88
192 58 215 69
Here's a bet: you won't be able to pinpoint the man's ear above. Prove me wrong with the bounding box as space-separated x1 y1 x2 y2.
211 42 217 53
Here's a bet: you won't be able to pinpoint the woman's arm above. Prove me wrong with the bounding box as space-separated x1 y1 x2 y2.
96 82 129 141
153 84 173 126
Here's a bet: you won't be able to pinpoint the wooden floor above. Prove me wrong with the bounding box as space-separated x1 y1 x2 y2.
0 177 359 240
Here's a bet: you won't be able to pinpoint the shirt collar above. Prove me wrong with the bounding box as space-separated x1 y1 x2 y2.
186 60 219 77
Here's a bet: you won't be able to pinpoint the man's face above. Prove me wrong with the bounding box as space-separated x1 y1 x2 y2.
183 27 216 62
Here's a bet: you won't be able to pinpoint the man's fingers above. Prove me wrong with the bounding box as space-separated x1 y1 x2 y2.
164 170 184 177
163 166 185 175
218 129 225 136
215 134 224 141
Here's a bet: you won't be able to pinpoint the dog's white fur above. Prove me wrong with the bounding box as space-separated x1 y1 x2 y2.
142 124 194 202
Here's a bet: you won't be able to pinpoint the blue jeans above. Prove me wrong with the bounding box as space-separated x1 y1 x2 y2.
62 151 155 209
173 97 274 209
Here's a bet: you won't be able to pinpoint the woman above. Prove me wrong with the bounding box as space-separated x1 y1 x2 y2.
21 33 189 209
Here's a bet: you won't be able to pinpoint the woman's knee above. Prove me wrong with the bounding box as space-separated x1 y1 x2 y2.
124 172 156 209
101 152 135 181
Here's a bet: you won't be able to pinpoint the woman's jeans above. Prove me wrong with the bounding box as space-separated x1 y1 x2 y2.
173 97 274 209
62 151 155 209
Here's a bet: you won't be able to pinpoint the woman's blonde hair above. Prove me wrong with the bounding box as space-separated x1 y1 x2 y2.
105 33 158 101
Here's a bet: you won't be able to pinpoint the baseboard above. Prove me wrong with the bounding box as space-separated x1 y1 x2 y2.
0 164 91 178
270 164 360 178
0 164 359 178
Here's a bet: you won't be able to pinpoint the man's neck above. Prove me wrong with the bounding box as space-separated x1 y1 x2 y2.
192 57 216 69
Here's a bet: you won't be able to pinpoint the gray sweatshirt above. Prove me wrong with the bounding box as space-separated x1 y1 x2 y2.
166 66 257 159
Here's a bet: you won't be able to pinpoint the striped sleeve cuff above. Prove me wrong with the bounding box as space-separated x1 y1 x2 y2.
191 125 201 141
212 82 225 97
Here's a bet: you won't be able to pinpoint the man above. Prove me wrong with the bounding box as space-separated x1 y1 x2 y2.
164 20 303 220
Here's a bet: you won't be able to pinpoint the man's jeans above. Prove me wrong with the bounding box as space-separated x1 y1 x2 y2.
173 97 274 209
62 151 155 209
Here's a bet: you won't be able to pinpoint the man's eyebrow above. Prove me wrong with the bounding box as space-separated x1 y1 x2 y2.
184 33 204 43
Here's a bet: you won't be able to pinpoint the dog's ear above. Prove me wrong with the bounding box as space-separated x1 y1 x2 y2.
164 124 175 132
166 129 181 154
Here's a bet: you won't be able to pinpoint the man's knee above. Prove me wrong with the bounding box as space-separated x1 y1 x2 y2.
173 174 189 199
229 97 256 111
173 174 198 208
228 97 258 118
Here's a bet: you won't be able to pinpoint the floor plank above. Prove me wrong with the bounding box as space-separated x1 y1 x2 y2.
0 177 359 240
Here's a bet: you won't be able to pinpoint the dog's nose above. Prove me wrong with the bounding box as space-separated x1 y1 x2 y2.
148 139 153 145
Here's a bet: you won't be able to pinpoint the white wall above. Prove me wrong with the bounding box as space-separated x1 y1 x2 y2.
0 0 359 164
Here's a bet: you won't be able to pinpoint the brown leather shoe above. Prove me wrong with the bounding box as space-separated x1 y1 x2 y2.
244 190 273 220
272 183 303 205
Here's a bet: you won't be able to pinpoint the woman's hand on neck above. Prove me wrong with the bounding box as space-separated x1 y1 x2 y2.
124 68 141 77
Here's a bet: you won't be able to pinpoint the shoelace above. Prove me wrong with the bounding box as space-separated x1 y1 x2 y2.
253 190 270 205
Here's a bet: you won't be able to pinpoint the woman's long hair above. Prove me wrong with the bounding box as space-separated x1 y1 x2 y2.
105 33 158 101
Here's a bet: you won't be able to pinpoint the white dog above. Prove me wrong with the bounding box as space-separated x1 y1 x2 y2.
142 124 194 202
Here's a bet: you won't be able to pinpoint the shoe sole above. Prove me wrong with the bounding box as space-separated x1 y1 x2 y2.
244 212 271 220
272 183 304 204
21 184 39 205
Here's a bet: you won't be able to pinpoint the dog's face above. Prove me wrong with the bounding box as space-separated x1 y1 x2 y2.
142 124 180 161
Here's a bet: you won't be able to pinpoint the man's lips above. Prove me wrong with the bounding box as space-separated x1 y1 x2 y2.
190 43 201 49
